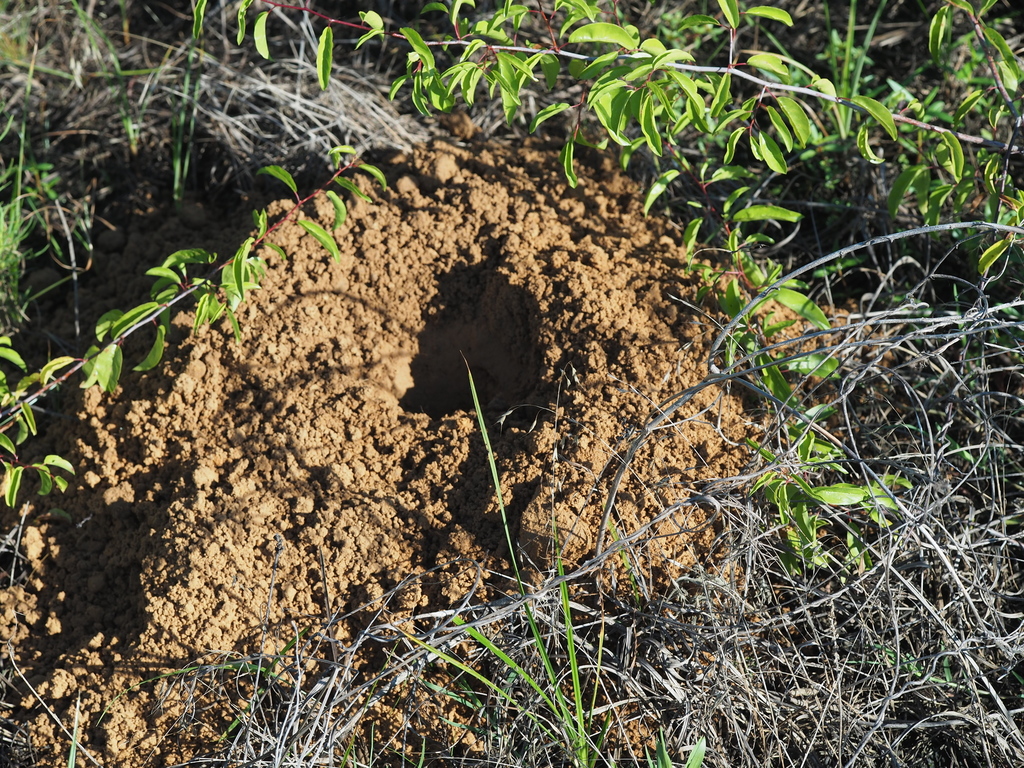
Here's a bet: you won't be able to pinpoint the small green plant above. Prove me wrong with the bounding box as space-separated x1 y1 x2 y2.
749 437 912 574
647 731 706 768
0 73 70 330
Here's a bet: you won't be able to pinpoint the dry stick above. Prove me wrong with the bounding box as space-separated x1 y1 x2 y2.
52 200 82 348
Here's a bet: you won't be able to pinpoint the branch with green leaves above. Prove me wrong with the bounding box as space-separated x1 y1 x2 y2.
0 150 384 507
219 0 1022 236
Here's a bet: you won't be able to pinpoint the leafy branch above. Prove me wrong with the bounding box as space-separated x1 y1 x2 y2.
224 0 1021 220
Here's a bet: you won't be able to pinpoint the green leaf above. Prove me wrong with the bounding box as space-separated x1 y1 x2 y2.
724 126 745 164
577 51 623 80
745 6 793 25
0 433 15 456
264 243 287 261
685 738 708 768
334 177 373 202
317 25 333 90
81 344 123 393
856 123 884 165
4 465 23 507
953 90 986 125
784 353 839 378
448 0 474 24
164 248 216 268
40 356 76 384
638 91 662 156
356 27 384 50
936 132 965 181
36 467 52 496
496 50 537 82
676 14 719 30
359 163 387 190
192 293 214 331
145 266 182 284
594 86 634 145
110 301 160 339
299 220 341 262
254 11 271 59
765 106 793 152
192 0 208 39
709 165 754 183
771 288 830 330
325 190 347 230
719 278 744 318
851 95 896 139
757 131 788 174
257 165 297 195
134 322 167 372
928 6 950 65
978 238 1011 276
640 37 666 55
682 218 701 254
811 76 836 98
911 166 933 213
776 96 810 147
44 455 74 474
709 73 731 118
529 102 571 133
461 65 484 106
0 346 26 371
95 310 123 342
731 205 802 223
230 237 254 302
924 183 953 226
328 144 357 168
643 169 680 215
806 483 870 506
492 68 525 121
747 53 789 83
761 362 792 403
716 0 740 28
559 139 578 188
401 27 436 69
659 53 701 77
983 27 1018 71
236 0 255 45
738 251 767 287
227 308 242 343
539 54 559 89
887 165 926 218
568 22 639 49
360 10 383 30
723 185 750 217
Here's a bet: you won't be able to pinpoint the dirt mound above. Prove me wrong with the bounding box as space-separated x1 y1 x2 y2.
1 139 750 765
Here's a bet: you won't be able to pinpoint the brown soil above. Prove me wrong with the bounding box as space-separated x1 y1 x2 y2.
1 139 753 765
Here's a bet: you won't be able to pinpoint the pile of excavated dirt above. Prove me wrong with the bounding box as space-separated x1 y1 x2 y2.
1 139 753 765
